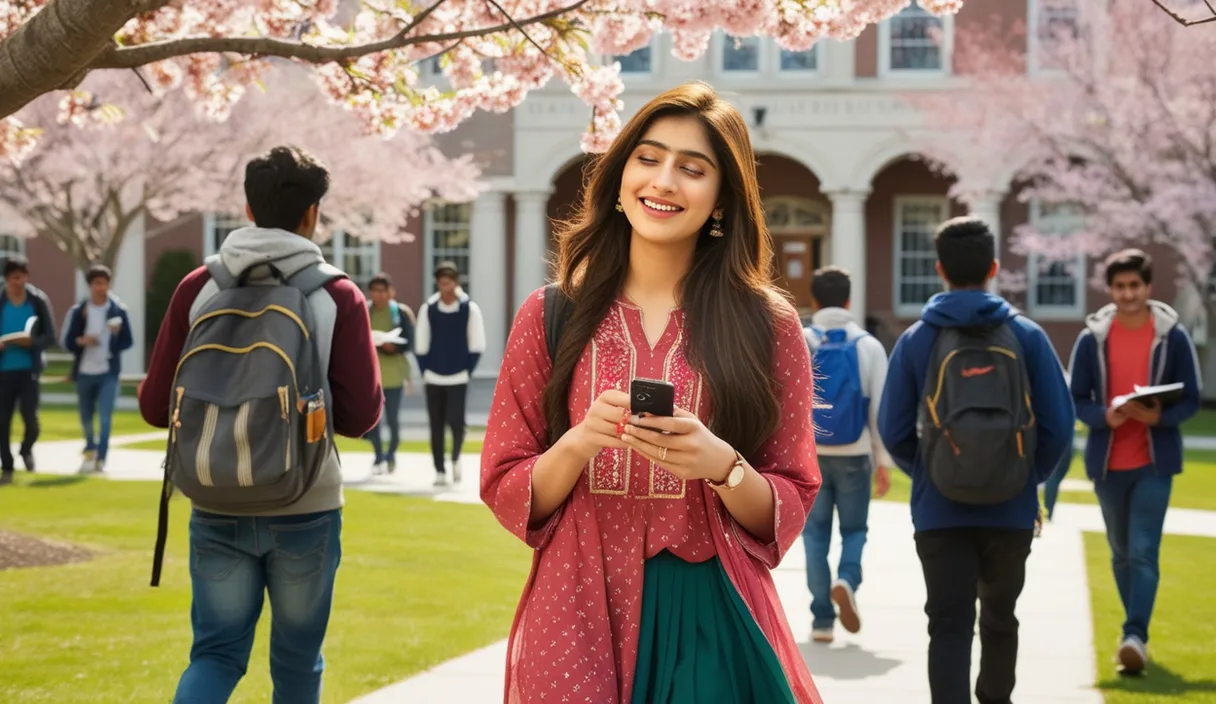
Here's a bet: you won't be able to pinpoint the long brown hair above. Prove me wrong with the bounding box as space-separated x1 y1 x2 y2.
543 81 787 458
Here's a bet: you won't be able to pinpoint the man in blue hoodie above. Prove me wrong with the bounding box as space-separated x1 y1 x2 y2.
878 216 1074 704
60 264 135 474
1068 248 1200 675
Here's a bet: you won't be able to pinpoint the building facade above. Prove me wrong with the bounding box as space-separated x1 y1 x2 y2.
13 0 1188 380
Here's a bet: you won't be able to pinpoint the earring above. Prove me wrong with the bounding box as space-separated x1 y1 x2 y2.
709 212 724 238
615 199 624 213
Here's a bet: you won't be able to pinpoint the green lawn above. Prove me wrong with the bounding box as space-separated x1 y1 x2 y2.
122 434 484 455
1084 532 1216 703
0 476 530 703
1057 451 1216 512
24 407 157 442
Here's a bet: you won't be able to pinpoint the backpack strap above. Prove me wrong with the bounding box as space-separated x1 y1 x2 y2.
205 254 238 291
544 284 573 365
286 261 347 297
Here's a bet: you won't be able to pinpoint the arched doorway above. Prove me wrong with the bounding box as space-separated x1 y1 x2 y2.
765 196 830 312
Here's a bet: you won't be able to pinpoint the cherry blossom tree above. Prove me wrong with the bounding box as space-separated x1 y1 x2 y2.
908 0 1216 314
0 0 975 161
0 67 481 275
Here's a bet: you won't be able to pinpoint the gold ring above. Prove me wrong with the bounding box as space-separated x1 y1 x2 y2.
660 446 668 461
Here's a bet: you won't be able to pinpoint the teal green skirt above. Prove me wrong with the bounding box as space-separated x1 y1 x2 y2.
631 550 798 704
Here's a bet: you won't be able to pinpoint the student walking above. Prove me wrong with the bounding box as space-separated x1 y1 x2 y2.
481 82 824 704
365 272 415 475
139 145 381 703
60 264 134 474
802 265 893 644
0 255 56 486
878 216 1074 704
414 261 485 487
1068 248 1201 674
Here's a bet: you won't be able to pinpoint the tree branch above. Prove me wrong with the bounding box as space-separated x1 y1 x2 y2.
1150 0 1216 26
0 0 171 119
94 0 593 69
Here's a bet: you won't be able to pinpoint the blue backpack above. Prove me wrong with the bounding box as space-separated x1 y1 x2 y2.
808 326 869 446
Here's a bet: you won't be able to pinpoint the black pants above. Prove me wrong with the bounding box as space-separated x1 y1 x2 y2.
915 527 1034 704
425 383 467 473
0 369 40 473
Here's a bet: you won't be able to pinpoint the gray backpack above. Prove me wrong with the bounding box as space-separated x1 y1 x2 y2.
917 320 1037 505
151 257 345 586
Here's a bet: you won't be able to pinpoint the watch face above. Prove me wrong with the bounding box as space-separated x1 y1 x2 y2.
728 463 745 487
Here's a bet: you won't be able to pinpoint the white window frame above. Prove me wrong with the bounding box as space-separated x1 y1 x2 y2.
1026 199 1086 320
422 201 473 299
716 32 764 76
321 230 382 292
878 1 954 78
202 212 251 257
892 195 949 317
0 232 27 260
774 41 821 78
1028 0 1080 75
612 38 659 79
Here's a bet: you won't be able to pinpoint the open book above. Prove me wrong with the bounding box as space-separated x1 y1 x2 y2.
0 316 36 344
371 327 408 347
1111 382 1185 410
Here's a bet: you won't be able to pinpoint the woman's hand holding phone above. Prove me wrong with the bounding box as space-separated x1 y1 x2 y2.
568 389 631 462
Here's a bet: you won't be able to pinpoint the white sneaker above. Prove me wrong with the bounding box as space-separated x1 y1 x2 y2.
371 461 385 476
831 579 861 634
79 451 97 475
1118 635 1148 673
811 627 834 644
433 473 449 488
451 459 463 484
94 459 105 474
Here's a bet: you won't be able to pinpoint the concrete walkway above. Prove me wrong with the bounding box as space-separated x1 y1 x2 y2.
19 434 1216 703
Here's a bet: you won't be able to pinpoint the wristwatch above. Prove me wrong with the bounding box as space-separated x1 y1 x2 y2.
707 450 746 491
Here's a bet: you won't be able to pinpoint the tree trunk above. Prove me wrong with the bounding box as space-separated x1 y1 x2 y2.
0 1 154 119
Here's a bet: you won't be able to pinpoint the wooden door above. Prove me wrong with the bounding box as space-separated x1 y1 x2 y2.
775 235 817 310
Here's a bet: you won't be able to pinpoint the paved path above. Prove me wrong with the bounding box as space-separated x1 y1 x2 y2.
20 435 1216 703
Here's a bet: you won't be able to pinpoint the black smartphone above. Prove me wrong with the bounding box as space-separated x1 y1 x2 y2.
630 378 675 423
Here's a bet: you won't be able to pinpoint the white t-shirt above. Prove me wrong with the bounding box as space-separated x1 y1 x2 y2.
78 302 112 375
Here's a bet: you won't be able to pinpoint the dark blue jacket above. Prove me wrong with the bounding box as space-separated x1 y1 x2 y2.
878 290 1075 532
60 295 134 379
1068 301 1201 480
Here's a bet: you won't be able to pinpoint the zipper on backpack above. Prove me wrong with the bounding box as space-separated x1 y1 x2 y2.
943 429 962 456
171 386 185 440
1016 430 1025 458
278 386 291 471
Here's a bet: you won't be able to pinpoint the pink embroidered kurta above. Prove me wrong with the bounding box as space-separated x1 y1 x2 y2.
481 287 824 704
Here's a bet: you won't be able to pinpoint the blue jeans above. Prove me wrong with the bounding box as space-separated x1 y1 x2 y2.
76 372 118 461
174 509 343 704
363 386 403 464
802 454 872 629
1092 465 1171 643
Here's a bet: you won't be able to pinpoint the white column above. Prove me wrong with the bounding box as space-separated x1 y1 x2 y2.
115 212 146 374
825 190 869 324
968 191 1004 293
470 191 508 377
822 39 856 88
513 190 552 313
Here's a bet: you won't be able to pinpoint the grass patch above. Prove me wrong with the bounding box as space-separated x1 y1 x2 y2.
0 475 530 703
23 408 157 442
1083 531 1216 703
120 435 484 455
1057 451 1216 512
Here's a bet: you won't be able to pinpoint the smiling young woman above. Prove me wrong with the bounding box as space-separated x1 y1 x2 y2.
480 81 824 704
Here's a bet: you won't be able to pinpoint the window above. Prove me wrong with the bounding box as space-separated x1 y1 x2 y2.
1029 0 1079 73
894 196 948 315
204 212 251 257
0 233 26 260
424 202 472 296
722 35 761 72
880 1 951 75
319 230 381 291
779 45 819 73
1027 199 1086 318
616 43 652 74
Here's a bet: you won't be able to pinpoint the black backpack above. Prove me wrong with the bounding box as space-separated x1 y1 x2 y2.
917 319 1037 505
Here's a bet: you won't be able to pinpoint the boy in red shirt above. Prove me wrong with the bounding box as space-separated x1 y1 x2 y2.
1068 249 1201 675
